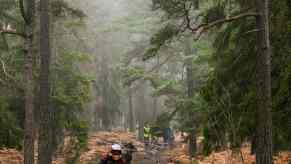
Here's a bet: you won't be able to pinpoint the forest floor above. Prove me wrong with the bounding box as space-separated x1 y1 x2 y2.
1 131 291 164
162 140 291 164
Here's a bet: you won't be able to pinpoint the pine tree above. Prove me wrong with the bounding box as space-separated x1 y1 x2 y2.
254 0 272 163
38 0 53 163
22 0 36 163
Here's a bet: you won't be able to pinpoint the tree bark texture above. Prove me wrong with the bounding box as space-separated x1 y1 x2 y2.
137 83 146 141
255 0 273 163
152 54 159 121
186 39 197 157
23 0 35 164
152 98 158 121
38 0 53 163
128 87 135 132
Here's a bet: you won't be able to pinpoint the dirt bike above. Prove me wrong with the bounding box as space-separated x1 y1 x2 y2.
121 142 137 164
144 142 167 164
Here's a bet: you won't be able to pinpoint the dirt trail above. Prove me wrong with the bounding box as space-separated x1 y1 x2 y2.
78 131 144 164
131 146 170 164
0 131 144 164
0 149 23 164
2 132 291 164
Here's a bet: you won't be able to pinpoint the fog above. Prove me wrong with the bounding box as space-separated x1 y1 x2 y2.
63 0 170 132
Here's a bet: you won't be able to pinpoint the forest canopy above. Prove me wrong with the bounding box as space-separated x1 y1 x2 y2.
0 0 290 164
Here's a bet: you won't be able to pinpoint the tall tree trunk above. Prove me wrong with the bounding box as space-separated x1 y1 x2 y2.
152 54 159 121
128 87 135 132
152 98 158 121
194 0 199 9
23 0 35 163
138 83 146 141
255 0 273 163
138 117 145 141
186 39 197 157
100 55 111 130
38 0 53 163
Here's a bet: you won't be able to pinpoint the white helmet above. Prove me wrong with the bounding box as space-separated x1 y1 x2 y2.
111 144 122 151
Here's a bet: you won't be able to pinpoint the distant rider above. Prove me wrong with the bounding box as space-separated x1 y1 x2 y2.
144 124 151 146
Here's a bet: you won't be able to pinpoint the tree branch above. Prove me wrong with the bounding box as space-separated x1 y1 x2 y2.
147 53 175 74
242 29 261 35
129 54 176 92
0 58 23 90
0 30 27 38
19 0 29 24
0 59 16 81
186 12 258 39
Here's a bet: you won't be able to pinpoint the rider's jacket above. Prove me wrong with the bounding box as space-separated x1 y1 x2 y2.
144 126 151 139
100 155 125 164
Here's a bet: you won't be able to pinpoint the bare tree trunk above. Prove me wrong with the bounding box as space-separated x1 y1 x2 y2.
186 39 197 157
138 117 145 141
100 55 112 130
255 0 273 163
188 133 197 158
194 0 199 9
152 54 159 121
137 83 146 141
23 0 35 163
128 87 135 132
38 0 53 163
152 98 157 121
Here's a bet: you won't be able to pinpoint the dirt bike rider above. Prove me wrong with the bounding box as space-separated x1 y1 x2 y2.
100 144 125 164
143 124 151 145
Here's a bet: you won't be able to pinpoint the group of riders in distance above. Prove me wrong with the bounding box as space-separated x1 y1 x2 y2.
99 123 175 164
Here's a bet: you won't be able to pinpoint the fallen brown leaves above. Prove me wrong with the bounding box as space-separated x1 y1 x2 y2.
166 143 291 164
2 133 291 164
0 131 143 164
0 148 23 164
78 131 144 164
